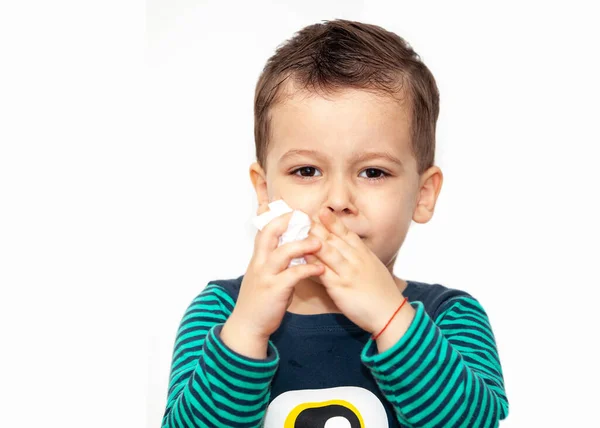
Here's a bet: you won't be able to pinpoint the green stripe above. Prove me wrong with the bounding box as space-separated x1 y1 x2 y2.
361 295 507 426
376 314 436 376
202 349 273 392
363 302 427 372
401 342 455 411
205 327 278 378
199 284 236 307
163 283 273 427
441 325 496 349
181 310 227 325
420 369 465 425
192 370 263 424
377 329 446 397
461 368 480 426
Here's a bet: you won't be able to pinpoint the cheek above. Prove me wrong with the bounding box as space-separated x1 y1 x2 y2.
368 216 409 263
372 198 407 225
375 220 407 247
368 200 410 242
271 184 321 213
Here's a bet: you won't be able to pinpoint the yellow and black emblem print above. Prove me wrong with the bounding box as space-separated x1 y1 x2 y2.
284 399 363 427
263 386 389 428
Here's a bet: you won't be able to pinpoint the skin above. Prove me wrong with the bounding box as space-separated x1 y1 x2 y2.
249 84 443 349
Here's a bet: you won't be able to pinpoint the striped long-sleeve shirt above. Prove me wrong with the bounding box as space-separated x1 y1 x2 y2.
162 275 509 427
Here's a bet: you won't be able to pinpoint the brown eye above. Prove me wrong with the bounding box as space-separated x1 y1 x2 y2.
292 167 322 178
359 168 389 181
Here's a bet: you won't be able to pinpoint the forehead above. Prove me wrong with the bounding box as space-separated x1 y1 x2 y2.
268 85 413 163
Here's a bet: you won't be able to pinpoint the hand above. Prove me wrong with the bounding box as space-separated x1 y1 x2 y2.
305 207 406 334
227 203 325 342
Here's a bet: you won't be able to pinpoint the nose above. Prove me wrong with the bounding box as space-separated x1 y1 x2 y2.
324 173 357 215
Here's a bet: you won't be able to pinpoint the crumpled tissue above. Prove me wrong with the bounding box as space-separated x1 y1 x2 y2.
251 199 312 267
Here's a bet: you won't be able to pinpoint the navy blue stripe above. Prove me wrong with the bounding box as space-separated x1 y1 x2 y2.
189 373 264 428
171 343 204 368
176 321 221 343
209 381 267 407
375 320 436 378
176 331 210 350
442 300 488 317
171 352 203 375
461 355 502 379
375 329 443 393
201 358 274 395
184 306 229 319
446 337 497 354
187 372 237 427
440 313 491 328
445 329 497 350
400 340 458 408
406 356 463 420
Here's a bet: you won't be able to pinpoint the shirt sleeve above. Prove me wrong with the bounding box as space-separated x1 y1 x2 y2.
360 296 509 427
161 283 280 428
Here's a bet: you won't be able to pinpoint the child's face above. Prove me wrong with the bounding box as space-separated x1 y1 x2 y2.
251 86 441 271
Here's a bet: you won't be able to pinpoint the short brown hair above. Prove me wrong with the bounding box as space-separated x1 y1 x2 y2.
253 19 440 175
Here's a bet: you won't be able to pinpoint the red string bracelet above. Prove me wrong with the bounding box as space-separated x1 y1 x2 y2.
372 296 409 340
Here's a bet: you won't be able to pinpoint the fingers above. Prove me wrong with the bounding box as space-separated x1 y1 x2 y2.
304 253 323 267
252 203 357 277
312 238 349 275
278 262 324 287
303 253 337 287
317 208 363 247
267 237 322 273
309 220 356 263
308 220 330 242
255 210 324 266
253 211 292 255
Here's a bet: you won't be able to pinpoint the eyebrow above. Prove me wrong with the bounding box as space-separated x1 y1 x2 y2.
279 149 404 168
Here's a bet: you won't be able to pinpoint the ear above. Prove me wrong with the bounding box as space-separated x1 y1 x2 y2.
413 165 443 224
249 162 269 208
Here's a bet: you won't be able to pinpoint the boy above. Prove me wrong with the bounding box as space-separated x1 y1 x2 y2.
162 19 509 427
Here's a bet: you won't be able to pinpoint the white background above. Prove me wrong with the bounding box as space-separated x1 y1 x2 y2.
1 1 598 427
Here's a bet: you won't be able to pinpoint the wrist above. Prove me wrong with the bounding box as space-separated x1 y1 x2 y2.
227 312 270 342
374 300 415 354
221 316 270 359
371 295 407 336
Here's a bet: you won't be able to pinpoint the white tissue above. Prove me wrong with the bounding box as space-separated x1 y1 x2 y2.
252 199 312 267
251 199 293 230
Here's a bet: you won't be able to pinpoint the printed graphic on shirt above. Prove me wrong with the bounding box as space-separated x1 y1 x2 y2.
263 386 389 428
